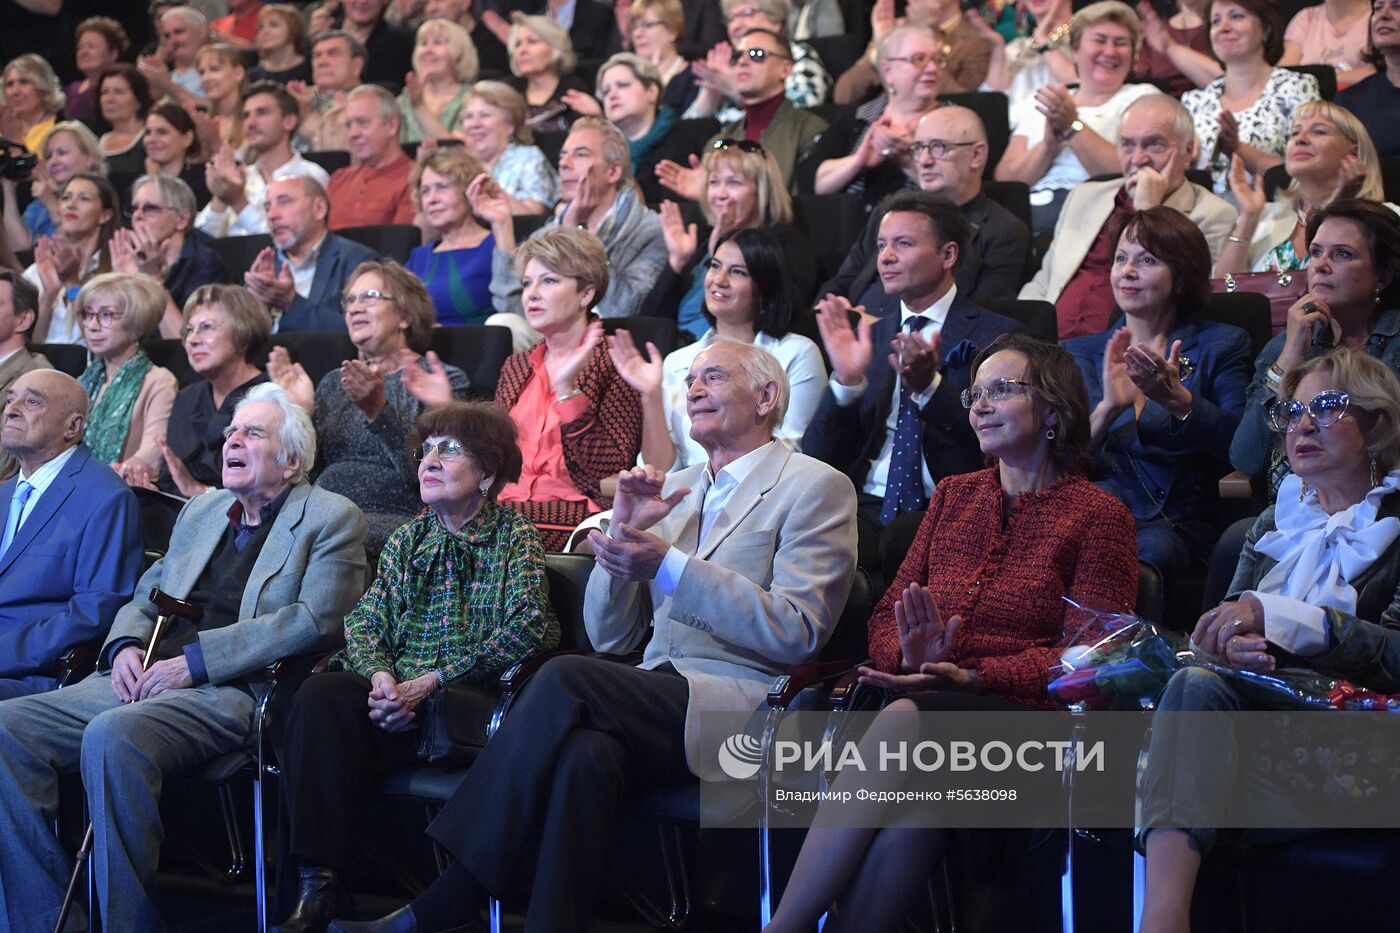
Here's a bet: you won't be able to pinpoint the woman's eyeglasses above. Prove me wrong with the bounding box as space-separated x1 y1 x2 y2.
960 378 1033 408
1268 390 1351 433
415 439 469 462
730 47 790 65
180 321 220 340
342 289 395 310
78 308 123 327
711 138 764 153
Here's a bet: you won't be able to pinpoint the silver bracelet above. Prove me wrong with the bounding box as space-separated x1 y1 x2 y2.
1227 235 1248 244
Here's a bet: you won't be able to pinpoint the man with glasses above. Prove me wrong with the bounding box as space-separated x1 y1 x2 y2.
686 0 831 120
804 190 1023 567
0 367 141 702
0 382 366 933
244 174 377 333
818 104 1033 307
1020 93 1236 338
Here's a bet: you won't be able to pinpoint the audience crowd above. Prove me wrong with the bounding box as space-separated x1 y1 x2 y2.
0 0 1397 929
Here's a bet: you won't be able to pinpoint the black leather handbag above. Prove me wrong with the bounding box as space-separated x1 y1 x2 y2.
415 683 495 765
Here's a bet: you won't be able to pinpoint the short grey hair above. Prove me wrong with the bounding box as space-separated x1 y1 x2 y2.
721 0 788 24
238 382 317 484
698 337 789 430
160 5 209 34
133 173 197 225
1122 93 1195 152
876 24 937 67
346 83 400 123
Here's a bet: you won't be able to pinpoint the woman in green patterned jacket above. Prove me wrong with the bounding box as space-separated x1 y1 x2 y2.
273 400 559 933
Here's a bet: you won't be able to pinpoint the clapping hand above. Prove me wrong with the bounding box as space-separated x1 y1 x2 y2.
309 0 340 36
608 464 690 530
608 329 664 397
814 294 875 387
466 173 512 229
1216 110 1239 160
1035 84 1079 140
548 318 605 398
1123 337 1189 409
889 329 940 395
1101 327 1139 413
857 583 974 692
243 247 296 310
561 88 603 116
655 154 704 202
157 437 209 498
401 349 455 407
482 9 512 44
658 200 699 273
205 145 246 205
862 114 912 167
266 346 315 413
114 458 157 489
341 358 387 419
1227 153 1265 218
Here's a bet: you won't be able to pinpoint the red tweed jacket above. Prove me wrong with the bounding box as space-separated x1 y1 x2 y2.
869 468 1139 705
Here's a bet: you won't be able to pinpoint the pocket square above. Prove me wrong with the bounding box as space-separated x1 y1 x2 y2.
944 339 977 369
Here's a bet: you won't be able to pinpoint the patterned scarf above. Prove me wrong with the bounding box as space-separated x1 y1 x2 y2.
408 503 495 661
79 349 154 464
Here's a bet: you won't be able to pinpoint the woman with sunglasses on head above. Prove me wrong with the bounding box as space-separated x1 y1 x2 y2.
1229 199 1400 487
765 331 1138 933
273 400 559 933
1066 206 1252 579
267 259 472 558
641 139 816 339
611 226 825 472
1139 347 1400 933
798 24 945 206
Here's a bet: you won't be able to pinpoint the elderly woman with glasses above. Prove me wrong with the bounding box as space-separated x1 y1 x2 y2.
766 331 1138 933
269 259 472 556
1139 347 1400 933
799 24 946 206
273 400 559 933
144 285 271 499
642 139 816 338
74 272 179 488
622 0 700 112
111 175 231 336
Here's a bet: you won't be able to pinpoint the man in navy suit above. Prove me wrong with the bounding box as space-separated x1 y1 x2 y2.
243 175 378 333
803 191 1023 565
0 370 141 700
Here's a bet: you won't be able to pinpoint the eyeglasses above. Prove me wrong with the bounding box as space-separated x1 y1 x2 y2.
910 140 977 159
884 52 945 69
129 202 172 217
78 308 123 327
342 289 395 310
1267 390 1351 433
414 439 469 462
712 138 764 153
730 47 790 65
634 18 667 28
180 321 220 340
960 378 1034 408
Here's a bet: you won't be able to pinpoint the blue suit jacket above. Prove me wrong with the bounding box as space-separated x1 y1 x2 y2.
802 292 1025 490
0 444 141 693
275 233 379 333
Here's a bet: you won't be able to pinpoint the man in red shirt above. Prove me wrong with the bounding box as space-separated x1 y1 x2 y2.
325 84 416 230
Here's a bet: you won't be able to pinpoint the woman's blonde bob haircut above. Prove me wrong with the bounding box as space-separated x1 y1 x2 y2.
1283 100 1386 204
1069 0 1143 58
41 121 105 176
3 54 65 115
415 18 480 83
513 226 610 310
182 284 273 362
1281 347 1400 474
76 272 167 339
508 13 576 76
700 143 793 226
465 80 533 144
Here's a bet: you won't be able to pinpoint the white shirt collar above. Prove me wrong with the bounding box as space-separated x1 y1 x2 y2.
704 439 774 491
900 283 958 330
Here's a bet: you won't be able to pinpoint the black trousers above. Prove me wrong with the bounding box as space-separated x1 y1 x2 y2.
279 670 423 870
427 655 693 933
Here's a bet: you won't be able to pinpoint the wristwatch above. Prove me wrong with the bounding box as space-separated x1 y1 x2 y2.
1060 119 1085 142
1264 363 1285 394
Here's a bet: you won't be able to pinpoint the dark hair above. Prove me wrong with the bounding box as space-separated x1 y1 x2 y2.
242 79 299 120
407 401 523 501
147 99 204 162
1205 0 1285 64
0 269 39 341
969 333 1094 476
874 189 970 269
98 64 154 119
61 172 119 275
1305 197 1400 310
737 26 792 58
701 226 797 338
1107 206 1213 318
1363 3 1390 77
76 16 131 56
312 28 369 62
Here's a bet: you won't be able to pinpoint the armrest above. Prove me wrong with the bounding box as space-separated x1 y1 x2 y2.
1219 470 1254 499
828 664 883 713
767 658 861 709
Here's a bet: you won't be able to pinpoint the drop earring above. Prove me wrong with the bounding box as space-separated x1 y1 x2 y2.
1045 427 1056 440
1371 454 1379 488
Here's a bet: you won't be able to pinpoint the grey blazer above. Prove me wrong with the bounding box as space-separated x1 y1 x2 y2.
1229 492 1400 692
102 483 368 689
584 442 858 780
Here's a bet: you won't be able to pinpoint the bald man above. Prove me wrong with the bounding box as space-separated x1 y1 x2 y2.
818 105 1033 308
0 370 141 699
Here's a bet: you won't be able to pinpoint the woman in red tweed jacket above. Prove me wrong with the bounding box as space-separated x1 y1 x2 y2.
766 332 1139 933
493 226 642 550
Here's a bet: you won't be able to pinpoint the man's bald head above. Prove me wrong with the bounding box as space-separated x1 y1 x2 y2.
913 105 987 204
2 369 89 470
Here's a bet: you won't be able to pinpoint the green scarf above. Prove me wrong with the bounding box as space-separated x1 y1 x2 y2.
79 349 154 464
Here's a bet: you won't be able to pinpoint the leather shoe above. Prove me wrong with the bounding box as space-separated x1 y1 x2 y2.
327 906 480 933
272 864 353 933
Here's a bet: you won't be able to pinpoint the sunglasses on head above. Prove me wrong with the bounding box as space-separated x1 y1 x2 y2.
1267 390 1351 433
712 138 765 153
730 46 789 65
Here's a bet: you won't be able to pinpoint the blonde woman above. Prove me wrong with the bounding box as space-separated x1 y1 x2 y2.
1215 100 1396 277
407 147 496 324
458 80 558 214
2 121 103 252
505 13 590 133
397 18 479 144
1 55 64 156
196 44 248 154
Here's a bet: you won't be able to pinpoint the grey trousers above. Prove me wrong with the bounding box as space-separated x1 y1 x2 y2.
0 671 256 933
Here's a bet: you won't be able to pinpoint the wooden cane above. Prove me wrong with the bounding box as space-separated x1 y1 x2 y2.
52 588 204 933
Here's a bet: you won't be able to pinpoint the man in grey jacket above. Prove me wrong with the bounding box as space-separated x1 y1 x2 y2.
0 383 367 933
330 340 858 933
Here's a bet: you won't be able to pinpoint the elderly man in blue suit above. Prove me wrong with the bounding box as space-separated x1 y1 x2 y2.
803 190 1024 567
0 369 140 700
243 174 378 333
0 382 367 933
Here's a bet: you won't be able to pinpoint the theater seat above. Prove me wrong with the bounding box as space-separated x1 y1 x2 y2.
257 330 358 386
794 193 871 284
1283 64 1336 100
938 91 1010 178
31 343 88 379
303 150 352 175
142 337 200 387
206 234 274 276
807 34 868 85
983 180 1032 232
1200 291 1272 360
336 224 422 264
982 298 1058 343
428 324 513 400
603 316 688 359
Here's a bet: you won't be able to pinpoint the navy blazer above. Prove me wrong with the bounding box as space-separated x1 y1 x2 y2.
275 233 379 333
1066 318 1253 525
0 445 141 694
802 292 1024 491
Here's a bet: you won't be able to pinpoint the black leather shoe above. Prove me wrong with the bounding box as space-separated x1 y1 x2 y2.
272 864 354 933
327 906 480 933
